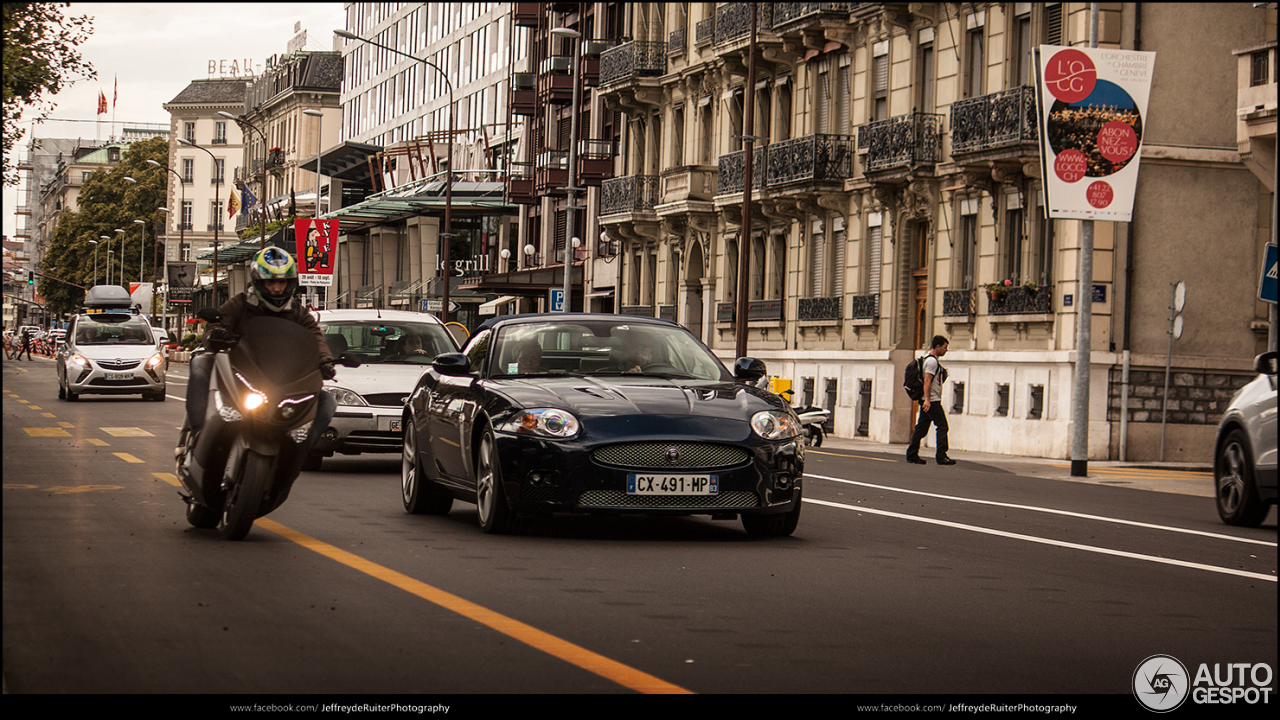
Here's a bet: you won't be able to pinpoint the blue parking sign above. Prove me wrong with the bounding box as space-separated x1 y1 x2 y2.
548 288 565 312
1261 243 1278 304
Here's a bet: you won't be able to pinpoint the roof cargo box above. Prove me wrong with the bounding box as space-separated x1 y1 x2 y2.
83 285 135 312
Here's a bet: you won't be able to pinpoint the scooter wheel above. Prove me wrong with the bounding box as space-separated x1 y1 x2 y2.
808 426 824 447
186 500 220 529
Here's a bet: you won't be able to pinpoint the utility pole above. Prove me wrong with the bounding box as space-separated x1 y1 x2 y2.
734 3 758 360
1070 3 1100 477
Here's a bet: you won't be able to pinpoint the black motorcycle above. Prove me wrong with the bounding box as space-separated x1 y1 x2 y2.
175 312 355 540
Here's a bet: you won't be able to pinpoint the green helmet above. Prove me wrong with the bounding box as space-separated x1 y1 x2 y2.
249 247 299 311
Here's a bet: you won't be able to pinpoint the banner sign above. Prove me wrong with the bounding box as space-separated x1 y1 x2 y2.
295 219 338 287
1035 46 1156 221
168 262 196 304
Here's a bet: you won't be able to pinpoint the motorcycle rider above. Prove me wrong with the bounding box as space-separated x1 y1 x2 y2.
182 247 337 451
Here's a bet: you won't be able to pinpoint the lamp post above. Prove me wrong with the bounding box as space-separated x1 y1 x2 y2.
132 218 147 287
550 26 582 314
217 111 268 251
113 228 125 286
89 238 99 287
303 107 325 310
148 158 186 328
178 137 222 307
335 28 455 324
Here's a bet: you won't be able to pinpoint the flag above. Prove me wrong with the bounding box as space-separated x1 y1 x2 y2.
241 186 258 215
112 75 117 110
97 91 108 115
227 187 240 218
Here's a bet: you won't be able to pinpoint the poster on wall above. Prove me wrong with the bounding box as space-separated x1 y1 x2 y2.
1035 45 1156 221
295 218 338 286
168 262 195 304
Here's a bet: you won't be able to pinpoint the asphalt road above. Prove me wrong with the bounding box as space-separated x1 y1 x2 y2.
3 355 1276 706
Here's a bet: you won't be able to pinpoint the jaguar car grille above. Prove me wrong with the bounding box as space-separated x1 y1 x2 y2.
592 442 749 470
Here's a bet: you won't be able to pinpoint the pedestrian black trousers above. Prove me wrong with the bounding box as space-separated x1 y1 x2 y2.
906 403 949 459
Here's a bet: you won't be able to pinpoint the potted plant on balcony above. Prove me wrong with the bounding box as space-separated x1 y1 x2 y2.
984 279 1013 301
1022 279 1042 296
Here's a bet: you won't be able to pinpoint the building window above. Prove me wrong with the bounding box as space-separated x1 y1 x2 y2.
823 379 837 432
810 224 826 298
857 379 872 436
1003 198 1023 281
951 381 966 414
958 200 979 289
872 45 889 121
865 214 883 295
916 33 935 114
1251 50 1270 87
209 201 223 231
181 200 192 231
214 121 227 144
995 383 1010 417
1028 384 1044 420
802 377 815 408
182 158 194 184
673 104 684 166
213 158 225 184
1030 192 1054 285
966 21 985 98
1013 9 1033 87
185 122 195 143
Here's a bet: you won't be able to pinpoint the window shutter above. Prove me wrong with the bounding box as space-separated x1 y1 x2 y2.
868 226 882 294
833 231 846 297
1045 4 1063 45
811 232 825 297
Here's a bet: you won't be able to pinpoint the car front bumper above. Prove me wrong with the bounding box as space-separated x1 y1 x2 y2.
65 357 166 395
316 404 404 455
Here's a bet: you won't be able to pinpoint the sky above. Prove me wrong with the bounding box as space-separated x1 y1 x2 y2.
4 2 348 241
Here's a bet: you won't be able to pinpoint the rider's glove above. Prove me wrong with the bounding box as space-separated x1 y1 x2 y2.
319 359 337 381
205 326 239 352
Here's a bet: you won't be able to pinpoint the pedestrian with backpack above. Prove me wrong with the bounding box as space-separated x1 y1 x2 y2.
905 335 955 465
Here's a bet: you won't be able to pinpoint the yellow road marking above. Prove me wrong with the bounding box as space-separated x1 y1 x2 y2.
113 452 144 463
28 405 42 410
1044 463 1212 478
256 518 693 695
47 485 124 494
24 427 71 437
17 399 29 404
808 449 896 462
86 438 110 446
57 421 74 428
152 472 181 487
41 412 55 417
3 484 40 490
101 427 155 437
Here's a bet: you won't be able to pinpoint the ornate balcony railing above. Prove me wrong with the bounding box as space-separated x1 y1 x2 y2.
942 289 975 317
987 285 1052 315
771 2 854 30
950 86 1038 155
668 28 686 55
715 145 769 196
766 133 856 185
849 293 878 320
798 295 842 321
600 41 666 87
715 299 784 323
859 112 943 172
620 305 656 317
695 17 715 45
715 3 774 46
600 175 660 216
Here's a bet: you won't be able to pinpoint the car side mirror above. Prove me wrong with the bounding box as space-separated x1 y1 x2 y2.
432 352 472 376
1256 351 1278 375
338 352 362 368
733 357 767 382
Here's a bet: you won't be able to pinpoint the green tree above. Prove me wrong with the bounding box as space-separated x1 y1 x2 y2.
39 137 169 315
2 3 96 185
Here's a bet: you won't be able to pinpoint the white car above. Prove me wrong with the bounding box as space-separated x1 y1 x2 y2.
1213 351 1277 526
307 309 458 470
56 313 167 401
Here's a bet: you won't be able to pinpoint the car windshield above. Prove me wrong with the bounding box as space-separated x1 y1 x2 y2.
489 319 731 381
319 320 455 365
74 317 154 345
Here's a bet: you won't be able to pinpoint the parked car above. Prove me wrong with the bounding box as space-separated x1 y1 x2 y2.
307 309 459 470
56 312 167 401
1213 351 1277 526
399 313 805 536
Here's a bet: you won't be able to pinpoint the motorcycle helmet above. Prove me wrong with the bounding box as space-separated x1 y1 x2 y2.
249 246 299 311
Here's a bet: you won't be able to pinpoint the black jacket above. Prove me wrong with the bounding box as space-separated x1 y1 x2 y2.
207 291 332 364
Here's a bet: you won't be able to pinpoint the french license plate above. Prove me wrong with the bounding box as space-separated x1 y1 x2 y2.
627 474 718 495
379 416 402 432
105 372 133 381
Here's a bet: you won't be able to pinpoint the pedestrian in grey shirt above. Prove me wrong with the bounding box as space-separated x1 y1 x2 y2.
906 335 955 466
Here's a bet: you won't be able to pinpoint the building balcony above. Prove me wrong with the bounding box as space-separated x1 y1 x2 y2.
576 139 615 187
1234 41 1277 188
668 27 687 57
505 162 536 205
848 293 878 321
942 289 975 319
798 295 842 321
535 151 570 195
620 305 655 318
715 145 769 197
765 133 856 187
715 3 775 48
582 40 610 88
950 86 1038 163
858 112 943 174
598 41 665 110
716 299 784 323
695 17 715 47
537 57 575 105
513 2 539 27
770 3 856 57
659 165 717 205
599 175 659 219
511 73 536 116
986 285 1052 316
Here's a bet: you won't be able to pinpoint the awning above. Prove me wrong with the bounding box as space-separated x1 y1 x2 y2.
324 177 516 233
301 140 382 185
478 295 519 316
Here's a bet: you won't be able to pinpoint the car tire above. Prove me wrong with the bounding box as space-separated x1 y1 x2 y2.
402 420 452 515
1215 429 1270 527
58 378 66 400
66 388 78 401
742 492 802 538
476 426 518 534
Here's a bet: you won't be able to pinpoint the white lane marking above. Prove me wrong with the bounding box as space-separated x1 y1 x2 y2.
804 497 1276 583
808 474 1275 548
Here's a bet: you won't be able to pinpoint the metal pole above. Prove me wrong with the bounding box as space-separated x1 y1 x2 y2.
563 33 582 313
734 3 758 360
1070 3 1100 477
1160 282 1176 461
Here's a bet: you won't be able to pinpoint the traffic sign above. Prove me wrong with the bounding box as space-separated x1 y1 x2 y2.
422 299 460 313
548 288 565 312
1260 243 1277 304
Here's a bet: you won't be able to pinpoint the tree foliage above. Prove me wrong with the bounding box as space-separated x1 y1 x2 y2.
38 137 169 316
2 2 96 185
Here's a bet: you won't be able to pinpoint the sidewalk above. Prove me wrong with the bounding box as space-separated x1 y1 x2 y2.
815 435 1216 498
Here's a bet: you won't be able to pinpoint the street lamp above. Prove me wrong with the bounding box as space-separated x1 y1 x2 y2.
133 218 147 286
113 228 126 286
549 26 583 314
335 28 455 324
303 107 325 310
149 158 187 328
216 111 268 251
177 137 222 306
89 238 99 287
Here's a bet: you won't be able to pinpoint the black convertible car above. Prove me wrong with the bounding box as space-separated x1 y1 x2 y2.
400 313 804 536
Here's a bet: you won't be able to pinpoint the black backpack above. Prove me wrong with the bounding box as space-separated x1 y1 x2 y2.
903 355 927 401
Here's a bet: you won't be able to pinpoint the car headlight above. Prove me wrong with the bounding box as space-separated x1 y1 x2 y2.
146 352 163 368
70 354 88 367
751 410 800 440
322 385 367 407
500 408 581 438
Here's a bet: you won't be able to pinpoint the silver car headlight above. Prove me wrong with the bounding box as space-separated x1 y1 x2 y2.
500 408 581 439
751 410 800 440
322 385 368 407
69 354 88 368
146 352 163 368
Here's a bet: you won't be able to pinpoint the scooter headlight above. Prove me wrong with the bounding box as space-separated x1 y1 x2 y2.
243 391 267 411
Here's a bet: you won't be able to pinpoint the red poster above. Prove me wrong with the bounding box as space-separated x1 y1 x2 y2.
295 218 338 286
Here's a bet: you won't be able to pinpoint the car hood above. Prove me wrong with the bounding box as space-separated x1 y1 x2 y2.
72 344 162 360
490 376 784 422
327 363 431 395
